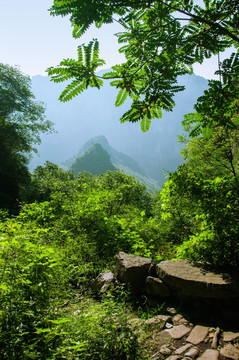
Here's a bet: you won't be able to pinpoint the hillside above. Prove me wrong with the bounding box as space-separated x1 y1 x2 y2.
64 136 160 192
70 143 116 176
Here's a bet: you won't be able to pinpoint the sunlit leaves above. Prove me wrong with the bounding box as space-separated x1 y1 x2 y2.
49 0 239 128
47 39 105 102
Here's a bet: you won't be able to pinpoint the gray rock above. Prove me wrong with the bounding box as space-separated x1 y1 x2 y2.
115 252 151 291
145 315 172 329
167 307 177 315
223 331 239 342
91 271 115 295
220 344 239 359
211 327 220 349
198 349 219 359
175 343 192 355
166 325 191 339
184 347 199 358
145 276 171 297
156 260 239 298
160 344 172 355
173 314 190 326
186 325 209 344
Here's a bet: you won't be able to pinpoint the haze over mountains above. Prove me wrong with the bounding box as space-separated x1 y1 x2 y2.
30 71 208 185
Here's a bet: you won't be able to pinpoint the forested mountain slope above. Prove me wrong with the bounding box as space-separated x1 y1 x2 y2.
30 72 208 185
64 136 160 191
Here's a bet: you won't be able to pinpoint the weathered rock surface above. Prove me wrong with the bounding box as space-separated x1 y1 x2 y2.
184 347 200 358
115 252 151 291
145 276 171 297
145 315 172 329
175 343 192 355
220 344 239 359
166 325 191 339
223 331 239 342
91 271 115 295
198 349 219 359
173 314 189 326
156 260 239 298
186 325 208 345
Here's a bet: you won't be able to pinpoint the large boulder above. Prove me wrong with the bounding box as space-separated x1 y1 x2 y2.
115 252 152 292
156 260 239 299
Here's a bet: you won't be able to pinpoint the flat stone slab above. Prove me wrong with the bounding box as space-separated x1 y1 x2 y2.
220 344 239 359
156 260 239 298
166 325 191 339
186 325 208 344
198 349 219 359
223 331 239 342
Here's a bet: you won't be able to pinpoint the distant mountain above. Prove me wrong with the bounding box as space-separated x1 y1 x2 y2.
70 143 116 176
30 71 208 185
63 136 160 192
65 135 146 176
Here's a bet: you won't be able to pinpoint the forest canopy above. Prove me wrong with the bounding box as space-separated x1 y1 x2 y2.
0 64 52 212
48 0 239 130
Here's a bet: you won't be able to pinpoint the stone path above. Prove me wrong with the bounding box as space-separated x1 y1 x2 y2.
138 308 239 360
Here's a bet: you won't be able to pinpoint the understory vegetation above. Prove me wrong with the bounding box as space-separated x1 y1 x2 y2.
0 143 238 358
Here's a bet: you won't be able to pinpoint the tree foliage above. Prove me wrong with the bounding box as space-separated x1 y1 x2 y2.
0 64 53 212
48 0 239 129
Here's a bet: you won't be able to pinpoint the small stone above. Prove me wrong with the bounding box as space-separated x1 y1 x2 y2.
167 307 177 315
185 347 200 358
165 322 174 329
220 344 239 359
173 314 183 323
175 343 192 355
211 327 220 349
160 344 172 355
166 325 191 339
223 331 239 342
198 349 219 359
173 314 189 325
145 315 172 329
166 356 181 360
186 325 209 344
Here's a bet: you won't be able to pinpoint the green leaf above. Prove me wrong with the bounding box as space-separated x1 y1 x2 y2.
202 126 212 139
115 89 128 107
140 116 151 132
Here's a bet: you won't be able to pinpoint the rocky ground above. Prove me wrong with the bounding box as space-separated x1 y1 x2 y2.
132 307 239 360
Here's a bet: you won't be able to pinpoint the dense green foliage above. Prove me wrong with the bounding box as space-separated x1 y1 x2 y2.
0 167 163 359
0 64 52 212
48 0 238 130
0 152 238 358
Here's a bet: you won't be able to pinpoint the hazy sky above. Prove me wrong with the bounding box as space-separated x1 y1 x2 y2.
0 0 233 79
